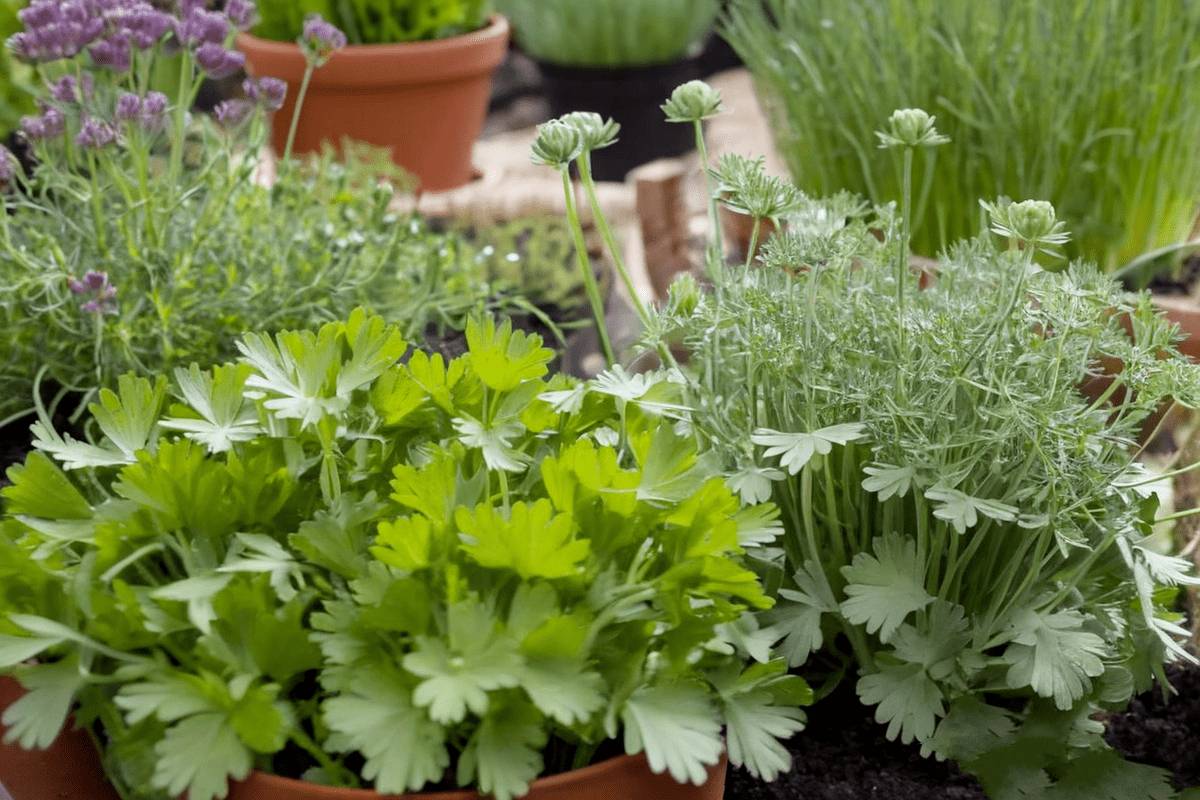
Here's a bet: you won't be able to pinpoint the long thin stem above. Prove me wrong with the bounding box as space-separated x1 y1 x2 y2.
694 119 724 278
895 146 913 400
283 64 316 166
577 153 680 370
559 166 615 366
577 154 649 325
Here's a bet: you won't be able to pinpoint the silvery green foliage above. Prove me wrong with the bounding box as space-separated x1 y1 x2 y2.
650 186 1200 799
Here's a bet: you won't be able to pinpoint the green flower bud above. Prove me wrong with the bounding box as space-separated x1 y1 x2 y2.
709 153 801 223
875 108 950 149
530 120 584 168
981 197 1071 263
662 80 724 123
559 112 621 152
668 272 701 317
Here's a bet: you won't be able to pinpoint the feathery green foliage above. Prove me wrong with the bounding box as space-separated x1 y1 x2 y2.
253 0 492 44
497 0 718 67
0 310 807 800
634 86 1200 798
723 0 1200 272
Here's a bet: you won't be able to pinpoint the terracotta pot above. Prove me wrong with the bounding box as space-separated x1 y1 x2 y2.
0 677 118 800
238 17 509 192
1153 294 1200 361
227 753 726 800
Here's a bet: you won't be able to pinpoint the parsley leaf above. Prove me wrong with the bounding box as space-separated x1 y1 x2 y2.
840 533 934 642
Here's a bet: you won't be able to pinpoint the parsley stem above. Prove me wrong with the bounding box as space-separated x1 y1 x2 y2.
291 726 357 787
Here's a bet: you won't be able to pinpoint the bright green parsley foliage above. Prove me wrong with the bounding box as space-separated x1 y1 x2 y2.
0 309 807 800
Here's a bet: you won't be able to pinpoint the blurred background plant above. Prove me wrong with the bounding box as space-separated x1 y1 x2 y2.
723 0 1200 275
0 0 34 137
497 0 718 67
252 0 492 44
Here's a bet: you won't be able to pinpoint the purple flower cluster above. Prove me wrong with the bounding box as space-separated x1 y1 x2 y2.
9 0 175 71
76 118 119 150
214 76 287 127
49 75 95 105
195 41 244 78
113 91 169 131
300 14 347 65
68 271 119 315
244 76 286 111
8 0 257 73
20 106 66 141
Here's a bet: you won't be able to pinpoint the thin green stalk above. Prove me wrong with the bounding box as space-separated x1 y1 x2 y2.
559 166 615 366
695 119 724 276
283 64 316 166
745 217 763 270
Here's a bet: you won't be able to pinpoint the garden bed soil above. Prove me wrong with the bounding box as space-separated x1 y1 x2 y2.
724 661 1200 799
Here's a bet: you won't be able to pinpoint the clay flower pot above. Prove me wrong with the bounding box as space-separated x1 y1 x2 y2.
238 16 509 192
1153 294 1200 361
227 753 726 800
0 677 119 800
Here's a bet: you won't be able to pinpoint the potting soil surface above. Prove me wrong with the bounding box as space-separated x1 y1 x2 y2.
724 662 1200 799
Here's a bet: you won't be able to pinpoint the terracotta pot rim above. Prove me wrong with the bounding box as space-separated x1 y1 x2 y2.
235 752 709 798
237 14 509 85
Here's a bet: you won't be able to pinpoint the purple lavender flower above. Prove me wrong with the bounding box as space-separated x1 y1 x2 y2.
115 92 143 122
69 271 119 315
75 117 118 150
225 0 258 31
90 32 133 71
195 42 244 78
50 76 81 105
22 107 65 141
19 115 45 141
140 91 169 130
175 8 229 48
243 76 286 111
122 6 174 50
214 99 253 127
0 146 17 185
300 14 346 65
9 0 106 63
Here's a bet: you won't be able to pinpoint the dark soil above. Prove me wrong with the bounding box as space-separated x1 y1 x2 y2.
723 683 986 800
1105 662 1200 791
726 661 1200 799
1145 255 1200 296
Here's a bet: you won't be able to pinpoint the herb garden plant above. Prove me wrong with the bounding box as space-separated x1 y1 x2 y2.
253 0 492 44
621 88 1200 797
0 1 525 428
723 0 1200 274
0 309 807 800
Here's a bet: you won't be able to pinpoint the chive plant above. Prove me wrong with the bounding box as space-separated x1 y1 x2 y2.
723 0 1200 274
641 86 1200 797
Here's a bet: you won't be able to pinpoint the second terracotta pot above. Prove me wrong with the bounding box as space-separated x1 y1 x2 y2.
0 676 119 800
238 16 509 192
228 753 726 800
